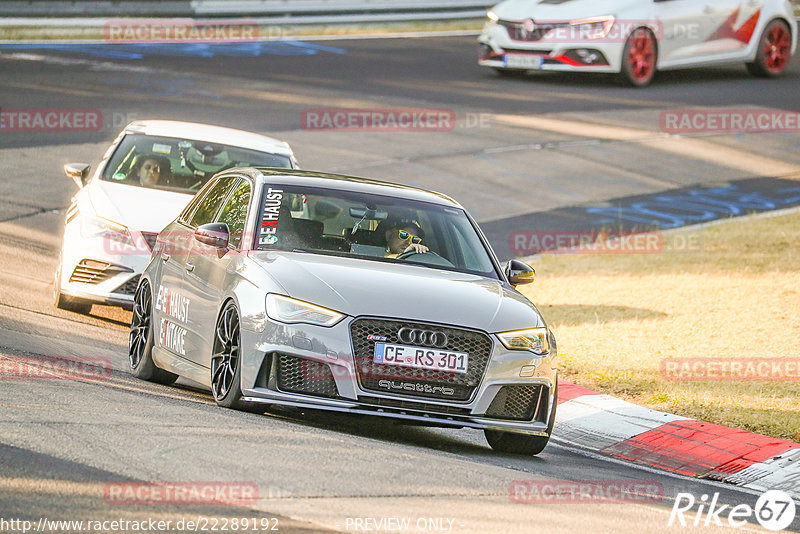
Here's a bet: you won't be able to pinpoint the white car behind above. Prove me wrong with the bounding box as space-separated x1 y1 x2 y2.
54 120 298 314
478 0 797 86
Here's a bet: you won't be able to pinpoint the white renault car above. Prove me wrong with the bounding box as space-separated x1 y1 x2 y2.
54 120 298 314
478 0 797 86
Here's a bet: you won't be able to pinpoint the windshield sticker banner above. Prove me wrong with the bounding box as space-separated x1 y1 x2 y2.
259 187 284 246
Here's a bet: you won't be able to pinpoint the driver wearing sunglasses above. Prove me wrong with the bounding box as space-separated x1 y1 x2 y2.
384 218 429 258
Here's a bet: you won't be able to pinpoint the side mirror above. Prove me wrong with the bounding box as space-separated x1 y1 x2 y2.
506 260 535 287
64 163 91 188
195 223 230 250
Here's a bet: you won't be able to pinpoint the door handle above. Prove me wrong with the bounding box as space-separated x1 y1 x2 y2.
185 263 194 272
162 253 170 262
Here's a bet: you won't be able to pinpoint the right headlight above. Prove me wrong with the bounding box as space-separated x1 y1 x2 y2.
266 294 345 327
497 328 550 355
486 10 499 25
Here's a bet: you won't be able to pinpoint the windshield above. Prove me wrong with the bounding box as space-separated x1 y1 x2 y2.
256 184 499 279
102 133 292 194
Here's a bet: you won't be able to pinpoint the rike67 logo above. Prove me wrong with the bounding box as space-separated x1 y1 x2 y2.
669 490 796 531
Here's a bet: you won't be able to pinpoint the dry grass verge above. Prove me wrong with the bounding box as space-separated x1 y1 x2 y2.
520 210 800 442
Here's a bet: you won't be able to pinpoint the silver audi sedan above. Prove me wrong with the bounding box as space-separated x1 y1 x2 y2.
129 167 558 455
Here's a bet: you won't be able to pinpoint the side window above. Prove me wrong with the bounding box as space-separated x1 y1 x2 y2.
189 176 237 228
216 179 251 249
179 185 210 224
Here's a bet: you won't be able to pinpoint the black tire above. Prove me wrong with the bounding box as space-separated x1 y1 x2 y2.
129 279 179 385
211 301 262 413
747 20 792 78
53 260 93 315
619 27 657 87
484 381 558 455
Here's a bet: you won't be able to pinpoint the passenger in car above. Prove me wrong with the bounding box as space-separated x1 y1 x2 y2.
128 154 165 187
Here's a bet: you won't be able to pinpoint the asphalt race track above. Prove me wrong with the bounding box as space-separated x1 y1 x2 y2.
1 36 799 533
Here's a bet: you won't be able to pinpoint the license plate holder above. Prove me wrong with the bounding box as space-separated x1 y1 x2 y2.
503 53 544 69
373 343 468 374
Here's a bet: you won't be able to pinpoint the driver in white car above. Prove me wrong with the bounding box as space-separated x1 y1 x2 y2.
381 217 429 258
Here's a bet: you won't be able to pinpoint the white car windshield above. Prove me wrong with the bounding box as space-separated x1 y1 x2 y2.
102 134 292 194
256 184 500 279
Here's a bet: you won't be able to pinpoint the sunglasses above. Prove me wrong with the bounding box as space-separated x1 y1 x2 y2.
398 230 422 244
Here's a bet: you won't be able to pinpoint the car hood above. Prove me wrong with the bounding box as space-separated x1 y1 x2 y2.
493 0 635 21
87 179 193 233
249 252 545 333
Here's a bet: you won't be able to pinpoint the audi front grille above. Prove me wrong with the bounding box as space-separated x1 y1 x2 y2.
350 318 492 401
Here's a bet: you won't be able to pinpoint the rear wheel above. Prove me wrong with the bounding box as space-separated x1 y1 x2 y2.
53 259 92 315
620 27 657 87
747 20 792 78
485 381 558 455
129 279 179 385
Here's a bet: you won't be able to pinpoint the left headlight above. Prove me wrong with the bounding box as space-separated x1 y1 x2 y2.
486 10 499 25
80 213 133 246
497 327 550 355
569 15 615 39
266 294 345 327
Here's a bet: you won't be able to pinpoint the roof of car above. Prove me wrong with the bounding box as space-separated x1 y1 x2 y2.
245 168 462 208
123 120 295 157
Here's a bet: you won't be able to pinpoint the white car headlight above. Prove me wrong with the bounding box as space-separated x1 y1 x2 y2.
569 15 615 39
497 328 549 355
266 294 345 327
80 212 132 245
486 10 499 24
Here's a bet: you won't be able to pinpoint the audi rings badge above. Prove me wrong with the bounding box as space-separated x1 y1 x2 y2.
397 328 448 348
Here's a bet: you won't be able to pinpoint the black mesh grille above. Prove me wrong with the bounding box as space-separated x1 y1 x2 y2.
350 318 492 401
485 385 544 421
276 354 339 398
114 275 140 295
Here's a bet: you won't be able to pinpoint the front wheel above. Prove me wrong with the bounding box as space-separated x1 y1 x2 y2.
620 28 657 87
211 302 261 413
129 279 179 385
484 382 558 455
747 20 792 78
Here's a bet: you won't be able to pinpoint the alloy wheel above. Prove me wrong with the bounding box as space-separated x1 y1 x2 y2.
211 303 240 401
129 280 151 370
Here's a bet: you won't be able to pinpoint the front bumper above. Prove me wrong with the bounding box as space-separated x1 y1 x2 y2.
57 219 154 308
478 22 624 73
240 316 558 436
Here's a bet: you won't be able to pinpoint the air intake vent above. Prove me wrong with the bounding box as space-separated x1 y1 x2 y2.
485 385 544 421
276 354 339 398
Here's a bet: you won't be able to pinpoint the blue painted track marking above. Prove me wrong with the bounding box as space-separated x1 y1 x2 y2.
0 41 347 59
